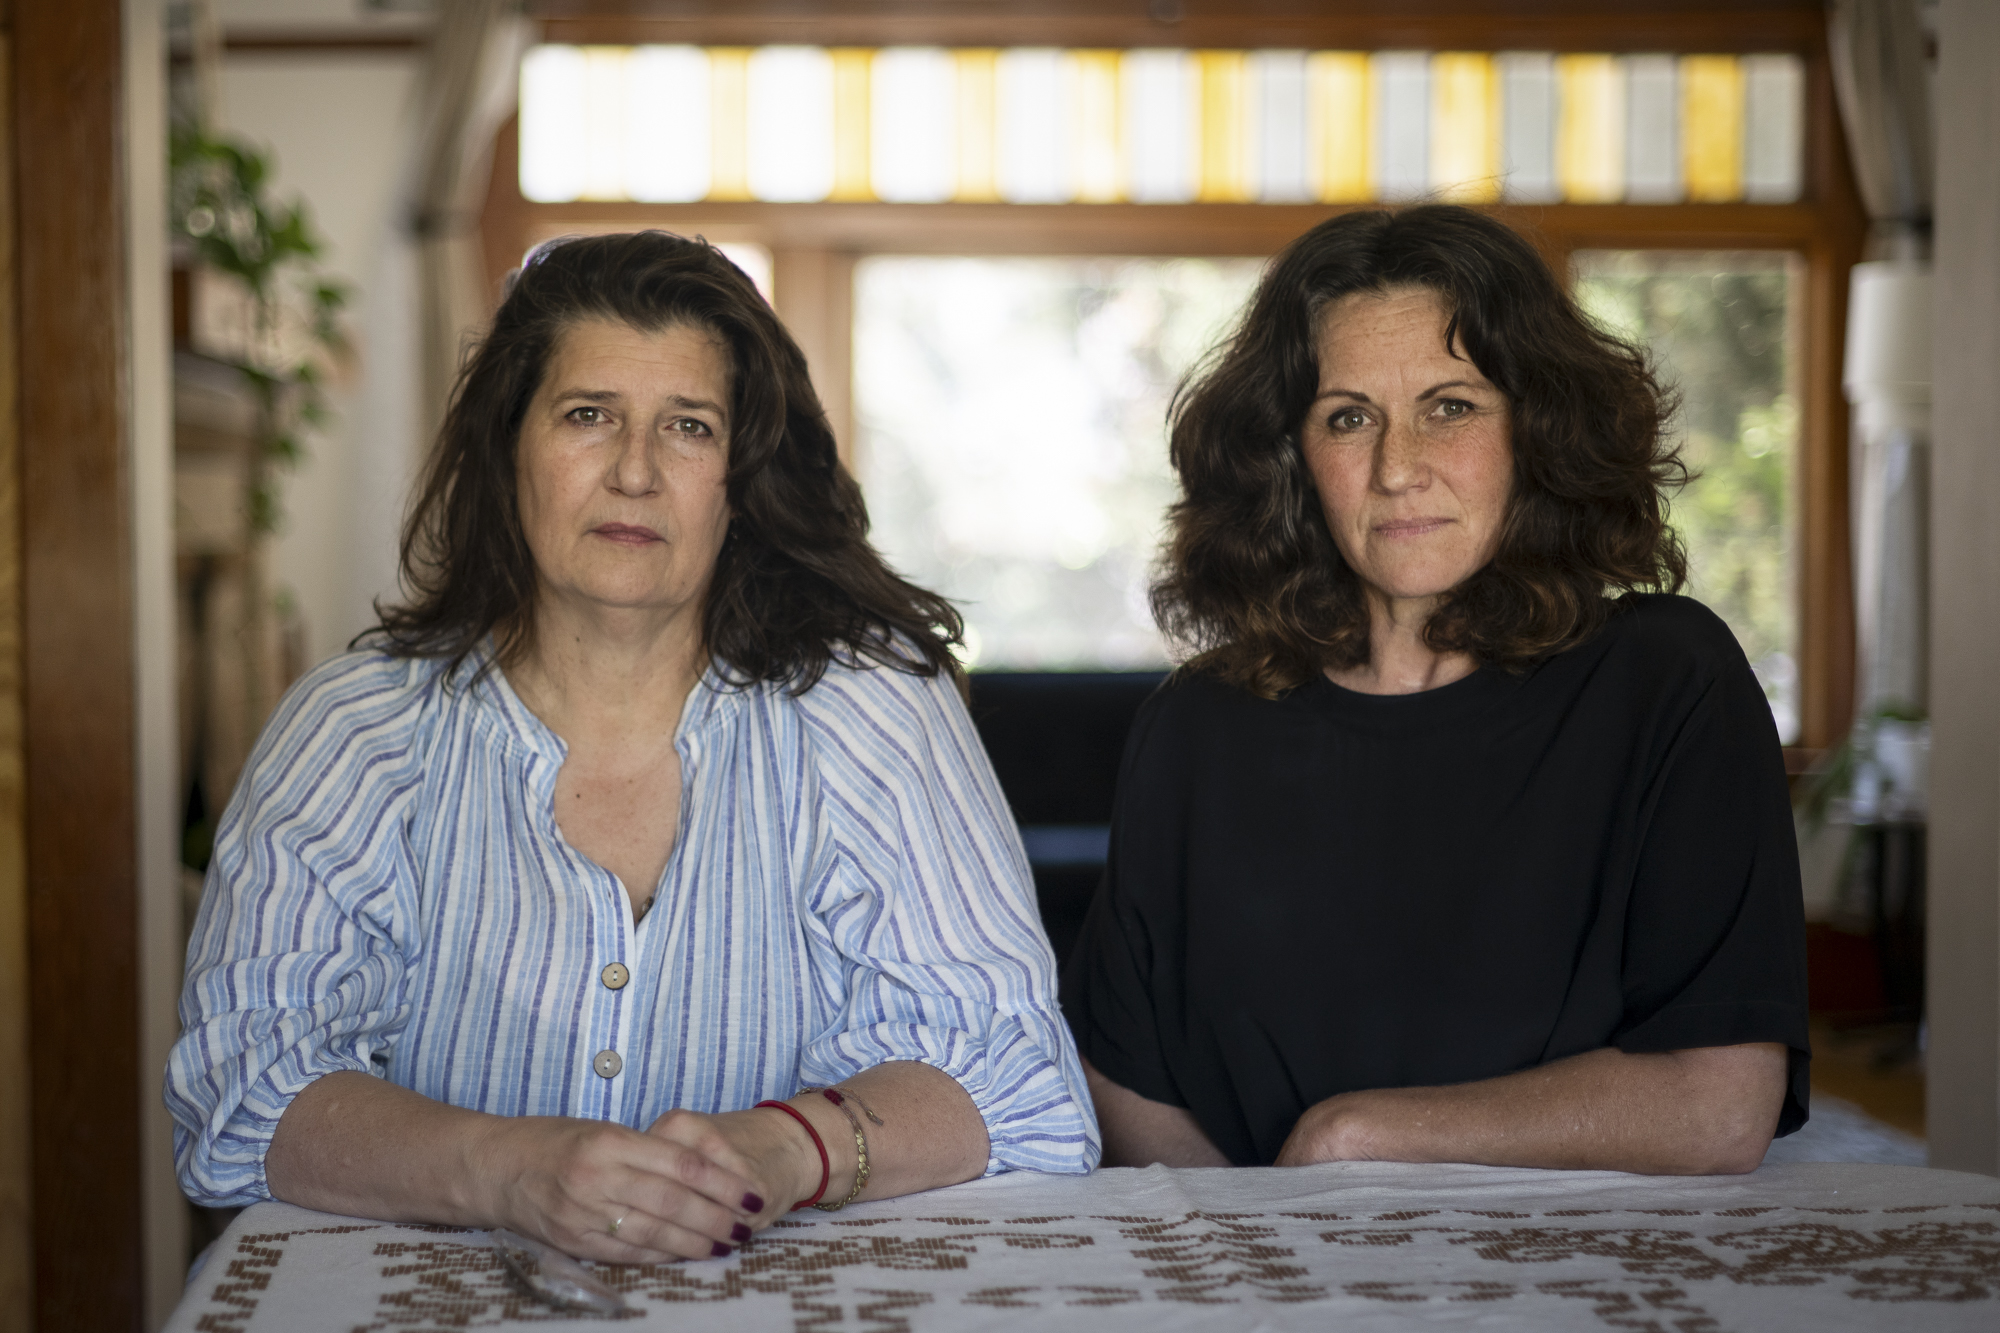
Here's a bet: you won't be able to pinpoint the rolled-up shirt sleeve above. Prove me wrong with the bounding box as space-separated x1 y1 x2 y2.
796 664 1101 1176
166 655 428 1207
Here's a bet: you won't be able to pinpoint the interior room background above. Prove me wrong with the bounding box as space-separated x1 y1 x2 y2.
4 2 1998 1330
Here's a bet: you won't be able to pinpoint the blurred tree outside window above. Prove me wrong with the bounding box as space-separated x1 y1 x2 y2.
1573 250 1803 743
856 256 1264 668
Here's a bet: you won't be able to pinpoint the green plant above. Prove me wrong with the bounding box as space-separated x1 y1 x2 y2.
1795 698 1929 832
1795 733 1855 833
170 125 350 532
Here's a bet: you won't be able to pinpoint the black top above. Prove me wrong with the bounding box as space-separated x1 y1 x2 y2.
1061 595 1810 1166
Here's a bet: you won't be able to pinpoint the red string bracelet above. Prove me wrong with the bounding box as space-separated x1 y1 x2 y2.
753 1099 829 1209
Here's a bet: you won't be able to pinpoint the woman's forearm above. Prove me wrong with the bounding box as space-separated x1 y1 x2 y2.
1083 1057 1230 1168
838 1059 991 1198
1276 1043 1788 1175
266 1071 504 1222
670 1060 991 1207
266 1071 763 1262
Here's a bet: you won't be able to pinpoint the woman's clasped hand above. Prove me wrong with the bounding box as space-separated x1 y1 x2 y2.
461 1061 969 1261
474 1102 771 1261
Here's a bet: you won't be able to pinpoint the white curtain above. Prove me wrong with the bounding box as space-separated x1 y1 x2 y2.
1829 0 1935 815
1829 0 1934 230
412 0 534 435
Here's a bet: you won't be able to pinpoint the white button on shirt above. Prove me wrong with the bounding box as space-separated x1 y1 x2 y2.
167 649 1098 1207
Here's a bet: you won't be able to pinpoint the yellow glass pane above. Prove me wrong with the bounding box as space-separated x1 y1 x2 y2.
954 49 1000 201
829 48 873 201
1682 55 1745 203
1197 50 1251 203
1556 54 1624 203
1430 52 1498 203
708 47 752 201
1070 49 1123 202
1307 51 1370 203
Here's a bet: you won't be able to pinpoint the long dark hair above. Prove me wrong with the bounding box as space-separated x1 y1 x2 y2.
1153 205 1687 697
365 230 961 691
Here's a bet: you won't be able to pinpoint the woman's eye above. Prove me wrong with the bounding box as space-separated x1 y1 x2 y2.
1330 409 1369 432
670 417 713 438
1436 399 1472 419
565 406 606 426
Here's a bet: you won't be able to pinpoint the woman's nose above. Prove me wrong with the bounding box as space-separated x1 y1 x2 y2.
1372 418 1428 493
608 428 660 495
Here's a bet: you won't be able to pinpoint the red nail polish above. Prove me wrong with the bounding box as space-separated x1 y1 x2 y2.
731 1222 752 1243
711 1241 732 1258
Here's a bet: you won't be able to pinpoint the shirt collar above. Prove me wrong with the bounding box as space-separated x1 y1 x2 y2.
466 644 744 770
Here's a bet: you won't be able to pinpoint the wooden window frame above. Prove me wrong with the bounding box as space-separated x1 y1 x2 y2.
484 5 1865 761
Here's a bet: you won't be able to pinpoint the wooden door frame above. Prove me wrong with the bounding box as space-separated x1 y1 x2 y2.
12 0 148 1328
0 12 25 1332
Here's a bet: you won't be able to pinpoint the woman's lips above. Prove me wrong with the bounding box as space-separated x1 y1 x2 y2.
1373 517 1452 539
592 522 663 544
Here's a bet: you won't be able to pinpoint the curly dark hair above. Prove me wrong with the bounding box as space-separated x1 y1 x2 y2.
1153 205 1688 697
365 230 961 691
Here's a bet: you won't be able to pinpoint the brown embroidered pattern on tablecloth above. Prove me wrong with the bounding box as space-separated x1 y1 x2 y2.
1111 1210 1325 1304
349 1225 1093 1329
1315 1215 2000 1325
187 1204 2000 1331
192 1226 379 1333
1537 1276 1720 1331
1343 1279 1519 1303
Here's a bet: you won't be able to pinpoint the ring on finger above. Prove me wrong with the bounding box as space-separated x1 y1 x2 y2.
609 1214 625 1238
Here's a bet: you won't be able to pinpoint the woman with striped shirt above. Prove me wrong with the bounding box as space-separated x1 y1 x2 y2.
167 232 1098 1264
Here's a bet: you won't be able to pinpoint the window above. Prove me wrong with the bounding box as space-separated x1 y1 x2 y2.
1575 250 1804 740
486 11 1863 755
855 255 1263 667
517 46 1806 208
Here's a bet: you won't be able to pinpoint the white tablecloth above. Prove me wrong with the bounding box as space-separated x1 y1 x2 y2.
168 1161 2000 1331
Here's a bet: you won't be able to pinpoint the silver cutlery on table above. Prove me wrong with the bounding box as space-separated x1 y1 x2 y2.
490 1228 630 1314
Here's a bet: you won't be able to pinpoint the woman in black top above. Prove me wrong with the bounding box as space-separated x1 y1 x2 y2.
1062 206 1807 1173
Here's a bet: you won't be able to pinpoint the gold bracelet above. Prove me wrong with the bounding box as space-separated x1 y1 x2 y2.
798 1087 870 1211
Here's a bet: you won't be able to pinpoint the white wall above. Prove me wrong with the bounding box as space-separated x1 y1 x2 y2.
216 48 423 662
130 6 186 1325
1928 0 2000 1175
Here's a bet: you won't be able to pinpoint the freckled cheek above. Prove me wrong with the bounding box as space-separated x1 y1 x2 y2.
1443 427 1512 523
686 481 732 548
661 436 730 483
519 441 599 516
512 466 559 544
1310 459 1376 545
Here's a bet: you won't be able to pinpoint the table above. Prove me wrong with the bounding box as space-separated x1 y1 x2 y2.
167 1161 2000 1331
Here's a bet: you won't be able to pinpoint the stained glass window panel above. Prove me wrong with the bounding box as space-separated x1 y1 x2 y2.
519 46 1803 207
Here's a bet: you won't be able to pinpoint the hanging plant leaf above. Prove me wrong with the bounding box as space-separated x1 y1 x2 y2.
170 124 350 534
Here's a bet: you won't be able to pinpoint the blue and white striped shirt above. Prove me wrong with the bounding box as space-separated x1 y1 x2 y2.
167 648 1100 1206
